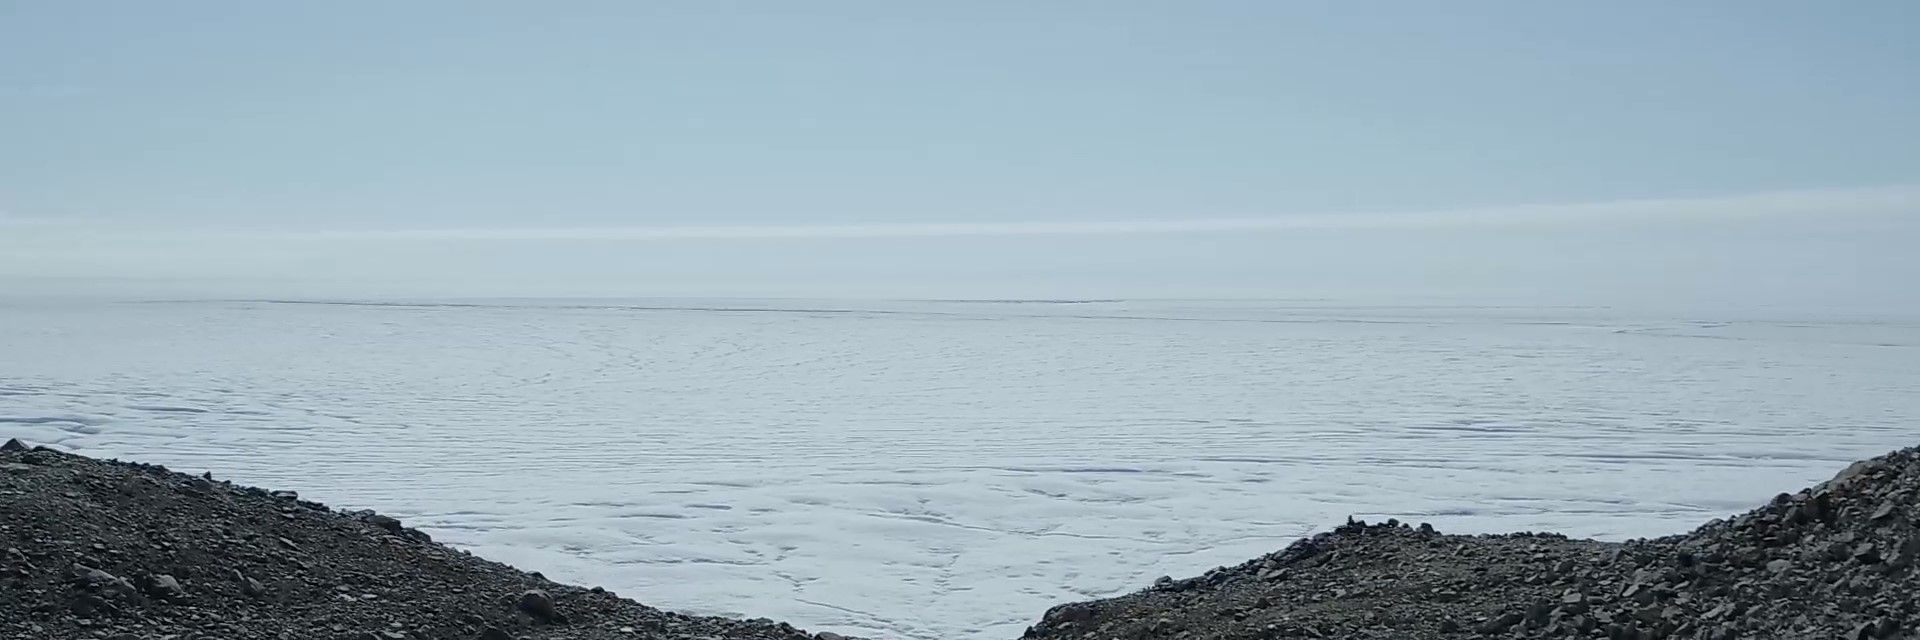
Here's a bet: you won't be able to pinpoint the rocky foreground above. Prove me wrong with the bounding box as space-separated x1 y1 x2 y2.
0 439 829 640
1024 446 1920 640
5 439 1918 640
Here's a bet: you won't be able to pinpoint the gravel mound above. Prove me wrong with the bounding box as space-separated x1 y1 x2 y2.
0 440 826 640
1022 445 1920 640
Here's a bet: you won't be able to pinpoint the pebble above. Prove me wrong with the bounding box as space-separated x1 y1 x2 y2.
148 573 186 600
516 589 560 623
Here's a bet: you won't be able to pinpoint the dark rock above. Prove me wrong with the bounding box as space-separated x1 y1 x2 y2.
0 438 29 452
1476 611 1523 634
69 593 110 616
365 514 405 533
516 589 561 623
71 563 134 596
240 573 266 598
1870 502 1895 521
1524 600 1552 629
144 573 186 600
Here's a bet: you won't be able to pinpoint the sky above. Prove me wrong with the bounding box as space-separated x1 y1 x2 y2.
1 1 1916 309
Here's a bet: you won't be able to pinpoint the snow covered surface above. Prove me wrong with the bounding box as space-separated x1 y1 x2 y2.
3 297 1917 639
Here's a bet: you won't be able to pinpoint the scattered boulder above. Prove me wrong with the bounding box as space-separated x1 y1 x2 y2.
143 573 187 601
236 570 267 598
517 589 562 623
1476 610 1523 634
364 513 405 533
71 563 136 597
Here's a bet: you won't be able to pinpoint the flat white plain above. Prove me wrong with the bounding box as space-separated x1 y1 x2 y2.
3 298 1916 639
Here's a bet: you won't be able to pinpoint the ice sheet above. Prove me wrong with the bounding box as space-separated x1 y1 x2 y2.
2 298 1917 639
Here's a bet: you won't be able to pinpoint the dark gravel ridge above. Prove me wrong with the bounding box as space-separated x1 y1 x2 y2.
0 439 839 640
1022 444 1920 640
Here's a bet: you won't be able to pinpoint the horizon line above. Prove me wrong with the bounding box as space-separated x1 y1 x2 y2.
6 184 1915 242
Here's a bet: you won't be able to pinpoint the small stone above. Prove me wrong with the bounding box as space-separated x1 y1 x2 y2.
147 573 186 600
1853 542 1881 564
1871 502 1896 521
1477 611 1523 634
0 438 29 452
517 589 560 623
1437 618 1459 633
1766 559 1792 574
71 564 133 596
69 594 109 616
365 514 405 533
816 634 847 640
1525 601 1553 629
241 574 266 598
477 629 511 640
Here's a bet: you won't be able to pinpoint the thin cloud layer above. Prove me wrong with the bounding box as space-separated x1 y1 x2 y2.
2 185 1915 307
223 185 1918 242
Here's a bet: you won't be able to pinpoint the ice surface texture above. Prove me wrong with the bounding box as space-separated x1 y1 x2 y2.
2 298 1916 639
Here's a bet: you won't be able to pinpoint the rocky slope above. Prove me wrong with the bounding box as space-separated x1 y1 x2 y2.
1021 446 1920 640
0 439 831 640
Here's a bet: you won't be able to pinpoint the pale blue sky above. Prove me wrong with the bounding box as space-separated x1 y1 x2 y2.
2 2 1916 307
